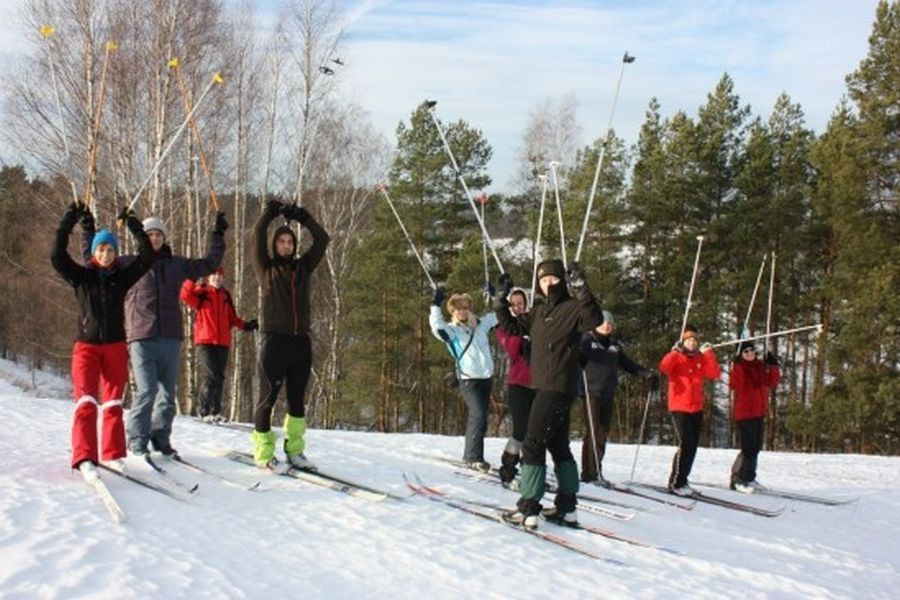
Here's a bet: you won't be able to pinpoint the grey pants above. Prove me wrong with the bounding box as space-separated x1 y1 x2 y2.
459 378 492 462
126 338 182 454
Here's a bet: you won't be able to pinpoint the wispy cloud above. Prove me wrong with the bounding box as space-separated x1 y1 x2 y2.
326 0 878 191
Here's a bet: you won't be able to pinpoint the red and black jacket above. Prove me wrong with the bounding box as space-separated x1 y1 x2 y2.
51 221 154 344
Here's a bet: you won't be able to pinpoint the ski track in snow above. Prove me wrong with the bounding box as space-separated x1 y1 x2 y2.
0 357 898 599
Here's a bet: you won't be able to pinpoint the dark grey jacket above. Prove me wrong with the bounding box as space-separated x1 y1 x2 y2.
83 228 225 342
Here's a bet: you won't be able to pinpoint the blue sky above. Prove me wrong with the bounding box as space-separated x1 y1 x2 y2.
0 0 882 192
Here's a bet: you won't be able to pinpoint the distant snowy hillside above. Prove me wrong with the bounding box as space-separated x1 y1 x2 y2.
0 357 898 599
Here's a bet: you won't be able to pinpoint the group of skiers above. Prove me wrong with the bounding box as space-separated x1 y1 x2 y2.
53 196 781 529
52 198 328 483
429 260 782 529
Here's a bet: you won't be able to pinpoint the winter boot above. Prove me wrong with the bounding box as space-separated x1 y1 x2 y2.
541 506 579 527
252 430 277 468
670 483 695 497
283 414 315 469
733 481 754 494
502 510 539 530
465 460 491 473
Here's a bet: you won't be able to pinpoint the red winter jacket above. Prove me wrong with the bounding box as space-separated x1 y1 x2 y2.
180 280 245 347
730 359 781 420
659 348 721 413
496 328 532 387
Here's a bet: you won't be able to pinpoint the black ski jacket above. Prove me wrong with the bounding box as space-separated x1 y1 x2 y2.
579 332 648 400
495 283 603 396
52 219 154 344
252 209 330 335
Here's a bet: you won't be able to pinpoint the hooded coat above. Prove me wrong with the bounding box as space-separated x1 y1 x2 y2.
495 279 603 396
251 209 329 335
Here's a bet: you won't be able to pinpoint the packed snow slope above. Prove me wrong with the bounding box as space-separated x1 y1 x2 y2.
0 357 898 599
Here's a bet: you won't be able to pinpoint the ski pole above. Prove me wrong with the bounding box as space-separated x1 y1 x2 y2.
740 254 768 337
582 371 602 482
376 184 437 290
529 174 549 306
126 71 224 212
39 24 78 205
680 236 705 339
710 324 822 349
629 388 654 483
764 252 776 355
425 101 504 274
549 161 567 269
479 192 490 301
170 58 220 212
83 40 118 210
574 51 635 264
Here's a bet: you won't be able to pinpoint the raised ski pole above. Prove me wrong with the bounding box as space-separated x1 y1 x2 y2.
126 71 224 212
764 252 776 356
425 100 505 274
710 324 823 349
549 161 568 268
376 184 437 290
83 40 117 211
574 51 635 264
529 174 549 306
170 58 221 212
681 235 705 339
478 192 490 301
739 254 768 339
40 24 78 205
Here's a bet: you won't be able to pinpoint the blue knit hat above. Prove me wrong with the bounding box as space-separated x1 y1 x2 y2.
91 229 119 255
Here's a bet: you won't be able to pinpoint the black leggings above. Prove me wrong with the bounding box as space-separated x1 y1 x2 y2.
669 411 703 489
254 332 312 431
507 384 536 443
198 345 229 416
581 394 614 481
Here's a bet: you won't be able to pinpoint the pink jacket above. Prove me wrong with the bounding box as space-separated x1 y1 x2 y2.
496 328 532 387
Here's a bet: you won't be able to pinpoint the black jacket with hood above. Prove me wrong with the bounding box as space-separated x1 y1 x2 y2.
251 207 330 335
495 273 603 397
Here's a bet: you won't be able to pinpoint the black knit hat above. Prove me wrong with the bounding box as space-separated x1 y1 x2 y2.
537 259 565 281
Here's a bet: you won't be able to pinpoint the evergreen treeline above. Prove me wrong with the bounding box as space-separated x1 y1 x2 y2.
0 1 896 454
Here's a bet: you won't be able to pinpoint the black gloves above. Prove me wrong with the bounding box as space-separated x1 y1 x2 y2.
765 351 779 366
213 211 229 236
283 204 310 224
498 272 513 299
79 205 95 231
125 214 144 235
567 262 587 289
484 281 496 298
432 287 445 307
265 199 283 217
60 202 80 230
642 371 661 392
244 319 259 332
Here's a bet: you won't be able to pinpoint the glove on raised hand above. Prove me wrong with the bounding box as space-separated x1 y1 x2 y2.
432 287 445 307
213 211 229 235
244 319 259 332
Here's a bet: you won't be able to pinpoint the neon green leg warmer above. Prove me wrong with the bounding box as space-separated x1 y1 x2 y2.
252 430 276 466
283 415 307 457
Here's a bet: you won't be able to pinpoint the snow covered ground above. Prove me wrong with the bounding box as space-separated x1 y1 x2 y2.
0 356 898 599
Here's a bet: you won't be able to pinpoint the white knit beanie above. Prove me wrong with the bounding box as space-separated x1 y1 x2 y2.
142 217 167 238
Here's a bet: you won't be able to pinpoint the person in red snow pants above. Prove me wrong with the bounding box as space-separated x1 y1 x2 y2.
51 203 154 469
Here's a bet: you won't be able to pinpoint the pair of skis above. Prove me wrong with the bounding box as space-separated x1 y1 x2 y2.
692 481 857 506
629 482 785 517
225 450 407 502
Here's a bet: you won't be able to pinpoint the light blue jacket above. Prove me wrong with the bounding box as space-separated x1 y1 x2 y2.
429 306 498 380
